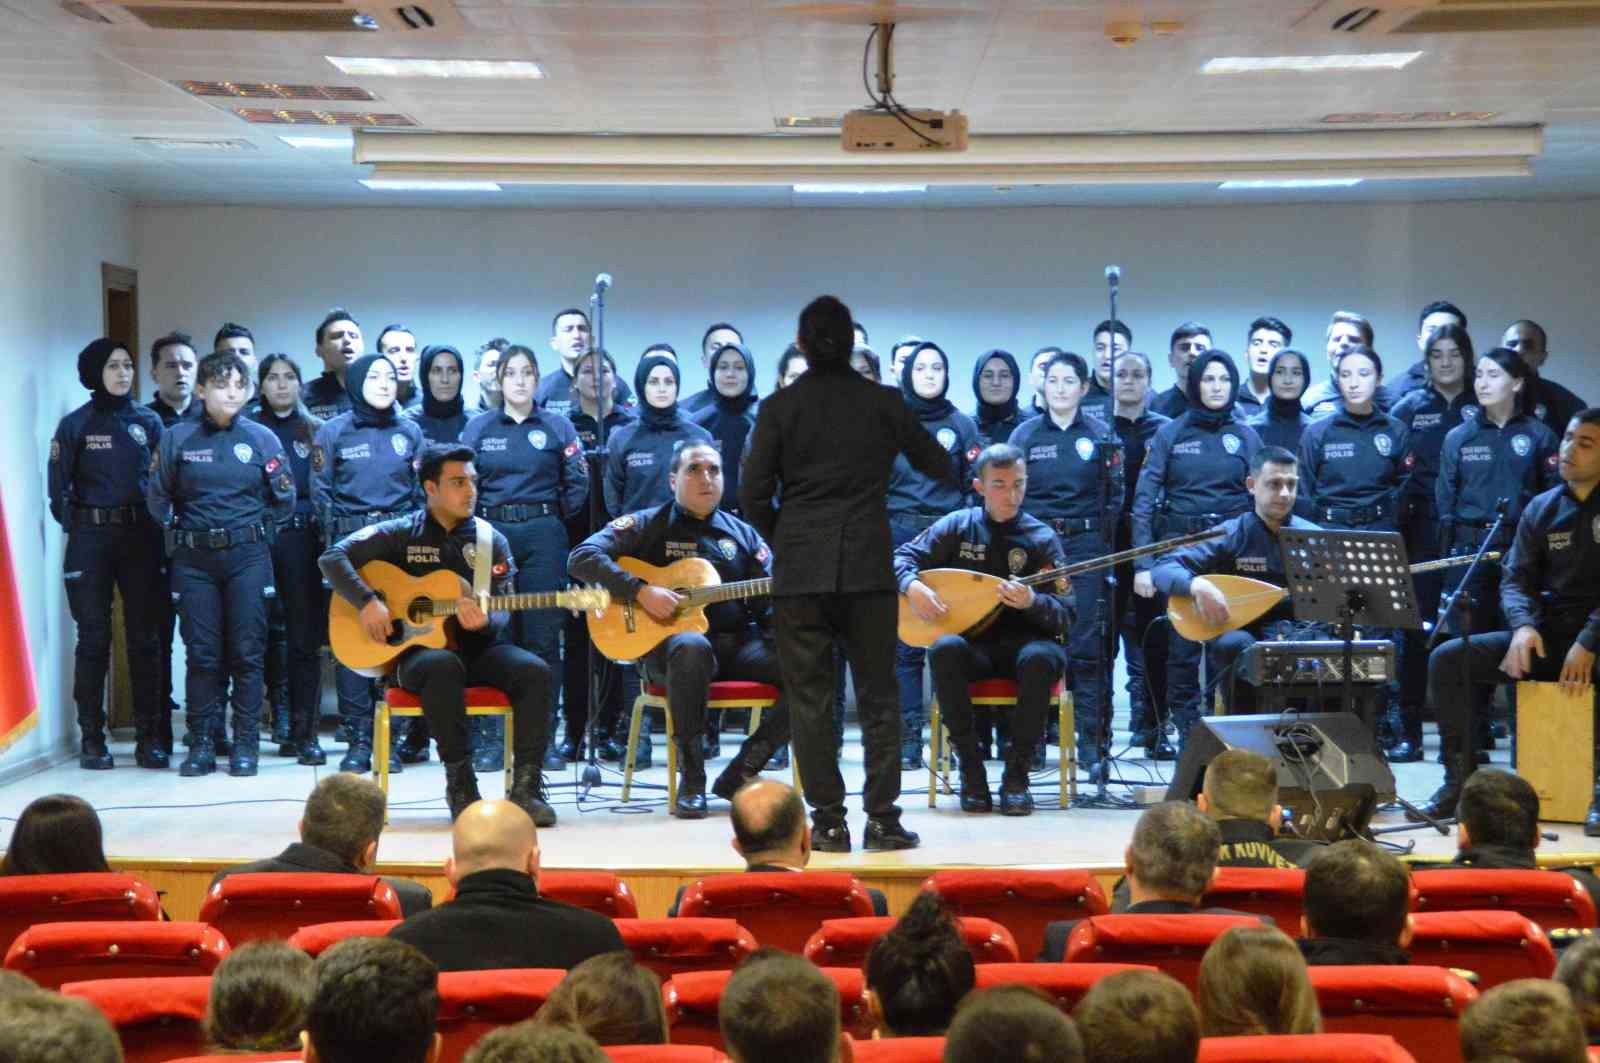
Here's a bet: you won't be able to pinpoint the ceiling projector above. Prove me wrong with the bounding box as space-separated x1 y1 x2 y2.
841 108 969 153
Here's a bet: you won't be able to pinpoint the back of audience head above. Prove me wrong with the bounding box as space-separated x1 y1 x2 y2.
205 940 314 1053
865 892 975 1037
720 948 843 1063
1126 800 1221 903
0 990 121 1063
1074 969 1199 1063
1198 749 1282 829
532 952 666 1046
945 985 1083 1063
448 800 539 885
1461 980 1587 1063
301 773 387 871
1302 840 1412 946
730 779 808 867
0 794 111 876
1457 768 1540 852
305 937 439 1063
0 971 37 998
1555 935 1600 1042
463 1024 608 1063
1197 925 1320 1038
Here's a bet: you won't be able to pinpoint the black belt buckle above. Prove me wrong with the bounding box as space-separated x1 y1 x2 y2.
207 528 230 549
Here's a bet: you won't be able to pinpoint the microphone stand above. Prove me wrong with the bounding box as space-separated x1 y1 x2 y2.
579 280 610 798
1095 264 1121 797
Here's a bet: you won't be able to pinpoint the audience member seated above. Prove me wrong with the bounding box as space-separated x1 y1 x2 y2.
204 939 315 1054
720 949 849 1063
0 989 121 1063
304 936 440 1063
1074 969 1200 1063
389 800 622 972
1459 979 1588 1063
1197 925 1321 1038
210 774 432 916
530 952 668 1046
1298 840 1412 966
1555 935 1600 1045
863 892 975 1038
0 972 37 997
0 794 112 875
944 984 1084 1063
667 779 888 916
464 1023 610 1063
1041 801 1240 961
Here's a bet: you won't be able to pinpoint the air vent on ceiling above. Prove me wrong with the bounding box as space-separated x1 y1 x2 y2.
66 0 462 32
133 136 257 152
1299 0 1600 34
1324 110 1501 123
180 81 375 102
233 108 417 126
775 116 842 129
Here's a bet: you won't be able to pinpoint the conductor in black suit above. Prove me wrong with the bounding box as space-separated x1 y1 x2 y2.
741 295 950 854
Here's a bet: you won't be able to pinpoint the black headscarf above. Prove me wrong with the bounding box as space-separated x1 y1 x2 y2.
707 343 758 416
1185 349 1240 429
971 348 1020 427
346 353 398 427
634 353 682 430
419 345 465 421
900 342 956 420
78 338 130 410
1266 349 1310 421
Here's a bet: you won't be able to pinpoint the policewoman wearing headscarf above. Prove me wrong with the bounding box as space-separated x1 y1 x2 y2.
409 344 470 444
694 342 759 514
971 348 1024 447
887 341 982 769
49 338 167 770
604 352 715 518
1131 349 1262 749
311 352 426 774
1245 349 1314 455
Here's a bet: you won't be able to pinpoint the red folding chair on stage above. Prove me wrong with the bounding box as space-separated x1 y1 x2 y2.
1062 914 1263 992
614 918 757 981
622 680 799 805
920 868 1109 962
802 916 1019 968
1309 965 1477 1063
1201 867 1307 932
850 1037 946 1063
62 976 212 1063
435 968 565 1063
1198 1034 1417 1063
199 872 403 945
664 967 869 1049
1407 910 1556 988
971 962 1158 1014
376 686 514 819
539 870 639 918
5 921 230 989
1410 869 1598 932
285 919 403 956
928 679 1075 808
675 871 876 953
0 872 162 956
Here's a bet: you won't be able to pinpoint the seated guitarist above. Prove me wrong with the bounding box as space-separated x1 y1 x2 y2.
568 441 790 820
319 442 556 826
892 443 1073 816
1148 445 1320 715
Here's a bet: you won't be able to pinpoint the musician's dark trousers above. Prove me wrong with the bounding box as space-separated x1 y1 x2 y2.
1061 531 1110 757
890 519 932 757
499 515 570 745
394 644 551 767
1399 503 1440 730
1207 628 1261 715
927 635 1066 766
1115 519 1166 743
640 630 792 782
774 591 903 828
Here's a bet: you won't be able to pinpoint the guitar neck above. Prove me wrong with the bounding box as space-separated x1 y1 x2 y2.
682 578 773 607
429 590 573 616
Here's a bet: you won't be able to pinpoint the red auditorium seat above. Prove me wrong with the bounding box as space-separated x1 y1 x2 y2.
1407 910 1556 988
1202 867 1306 932
62 975 212 1063
1410 869 1598 931
604 1048 726 1062
539 870 639 918
972 962 1158 1013
199 872 404 945
614 918 758 981
5 921 230 989
850 1036 946 1062
1061 914 1263 992
1198 1033 1417 1063
802 916 1019 968
0 872 162 956
676 871 876 953
284 919 402 956
920 868 1109 962
1309 965 1477 1063
435 968 565 1063
162 1056 298 1062
664 967 869 1049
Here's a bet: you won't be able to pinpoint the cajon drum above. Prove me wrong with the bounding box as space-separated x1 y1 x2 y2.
1517 681 1595 823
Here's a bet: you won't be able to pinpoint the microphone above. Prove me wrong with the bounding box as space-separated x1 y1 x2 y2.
594 272 612 292
1105 265 1121 287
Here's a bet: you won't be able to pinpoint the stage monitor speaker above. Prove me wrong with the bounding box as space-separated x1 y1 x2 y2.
1164 713 1396 842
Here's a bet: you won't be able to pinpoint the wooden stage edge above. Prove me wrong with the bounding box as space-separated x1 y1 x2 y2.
112 852 1600 925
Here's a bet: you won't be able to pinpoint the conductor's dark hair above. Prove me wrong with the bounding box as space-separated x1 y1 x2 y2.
720 949 840 1063
1043 351 1090 385
152 330 196 361
730 782 805 856
315 308 359 346
550 308 590 335
1094 319 1134 345
1249 446 1298 476
946 985 1084 1063
865 893 975 1036
702 322 742 349
1249 316 1293 346
1303 840 1411 945
975 443 1024 479
1419 300 1467 331
1074 969 1199 1063
1170 322 1212 350
213 322 254 348
0 794 111 876
1457 769 1539 849
798 295 854 368
418 443 476 487
197 350 249 388
306 937 438 1063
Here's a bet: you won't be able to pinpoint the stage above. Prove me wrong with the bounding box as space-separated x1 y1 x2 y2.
7 721 1600 923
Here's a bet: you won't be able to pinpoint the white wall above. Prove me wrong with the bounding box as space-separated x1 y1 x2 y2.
134 200 1600 402
0 154 134 780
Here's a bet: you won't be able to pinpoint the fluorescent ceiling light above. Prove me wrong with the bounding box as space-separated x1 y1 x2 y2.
1219 178 1363 189
279 134 351 151
327 56 543 79
792 183 926 194
360 178 501 191
1203 52 1421 74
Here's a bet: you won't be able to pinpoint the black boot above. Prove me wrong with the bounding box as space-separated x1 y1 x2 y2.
673 740 708 819
954 739 992 812
508 763 558 827
296 705 326 766
557 737 584 762
1387 708 1423 763
765 745 790 770
211 713 232 757
270 684 291 746
999 755 1035 816
712 737 776 801
230 725 260 777
180 728 217 777
157 709 174 758
339 717 373 774
473 716 505 772
1408 746 1467 821
444 758 483 821
864 816 920 851
397 718 431 764
134 712 168 770
77 707 114 770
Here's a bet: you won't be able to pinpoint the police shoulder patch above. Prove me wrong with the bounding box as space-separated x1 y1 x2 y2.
611 514 636 531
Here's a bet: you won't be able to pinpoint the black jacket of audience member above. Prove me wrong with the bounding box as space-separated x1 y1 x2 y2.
666 865 890 917
210 841 432 917
1108 820 1324 911
1037 898 1262 963
1298 937 1410 966
1414 843 1600 914
387 868 623 972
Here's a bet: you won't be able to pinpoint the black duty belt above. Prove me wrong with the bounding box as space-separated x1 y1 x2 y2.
1318 501 1393 526
71 505 143 527
1049 516 1100 535
892 512 945 532
281 513 315 531
1157 510 1232 534
331 509 412 536
170 523 268 550
479 502 558 522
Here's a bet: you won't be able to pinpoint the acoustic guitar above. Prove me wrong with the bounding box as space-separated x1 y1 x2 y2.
585 557 771 661
896 529 1224 649
1166 552 1500 642
330 560 610 676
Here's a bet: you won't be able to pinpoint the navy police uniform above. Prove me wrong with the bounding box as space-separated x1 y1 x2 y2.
303 370 352 422
1244 351 1314 456
148 393 199 744
1525 373 1586 439
408 345 470 445
1113 406 1172 753
537 360 632 420
1149 383 1189 420
692 343 760 514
